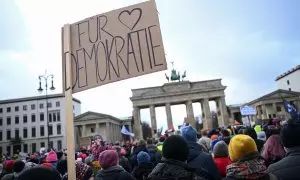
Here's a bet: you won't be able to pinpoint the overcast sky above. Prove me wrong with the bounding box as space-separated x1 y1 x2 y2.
1 0 299 131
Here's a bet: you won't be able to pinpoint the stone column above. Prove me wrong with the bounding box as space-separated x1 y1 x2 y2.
95 123 100 133
185 100 195 128
113 124 116 143
110 124 114 143
165 103 173 129
106 122 110 142
82 125 86 137
218 97 229 127
261 104 267 119
118 125 121 141
201 99 212 130
272 103 277 118
150 105 157 136
297 100 300 112
256 106 261 119
133 107 142 140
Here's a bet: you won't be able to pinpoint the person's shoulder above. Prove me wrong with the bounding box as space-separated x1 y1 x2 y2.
268 158 286 173
119 170 135 180
197 151 212 160
1 173 14 180
268 173 277 180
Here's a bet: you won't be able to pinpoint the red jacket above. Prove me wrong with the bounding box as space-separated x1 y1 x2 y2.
213 157 232 177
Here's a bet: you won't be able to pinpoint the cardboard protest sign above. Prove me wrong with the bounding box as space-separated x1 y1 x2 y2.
240 105 257 116
62 0 167 93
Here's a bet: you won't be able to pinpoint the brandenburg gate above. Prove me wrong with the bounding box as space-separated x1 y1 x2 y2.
130 79 229 139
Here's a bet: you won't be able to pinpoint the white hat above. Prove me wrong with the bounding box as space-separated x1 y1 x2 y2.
257 131 266 141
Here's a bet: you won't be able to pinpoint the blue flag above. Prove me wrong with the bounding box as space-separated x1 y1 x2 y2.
121 125 135 137
283 99 300 120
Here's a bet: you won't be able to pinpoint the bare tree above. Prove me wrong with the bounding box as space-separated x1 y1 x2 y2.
141 121 152 140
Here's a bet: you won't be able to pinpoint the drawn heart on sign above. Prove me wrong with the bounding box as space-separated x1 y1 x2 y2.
118 8 142 30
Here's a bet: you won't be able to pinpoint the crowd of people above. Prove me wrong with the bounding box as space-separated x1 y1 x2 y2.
1 116 300 180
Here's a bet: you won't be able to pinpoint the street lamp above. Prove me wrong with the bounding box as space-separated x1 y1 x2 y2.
37 72 55 149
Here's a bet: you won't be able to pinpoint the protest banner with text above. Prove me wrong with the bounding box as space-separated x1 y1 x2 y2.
62 0 167 93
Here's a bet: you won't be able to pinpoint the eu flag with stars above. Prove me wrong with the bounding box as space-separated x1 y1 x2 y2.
283 99 300 120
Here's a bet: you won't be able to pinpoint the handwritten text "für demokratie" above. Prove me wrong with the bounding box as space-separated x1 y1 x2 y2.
63 1 167 93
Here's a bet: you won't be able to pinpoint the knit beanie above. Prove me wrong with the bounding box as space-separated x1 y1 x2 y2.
4 160 15 170
84 156 92 165
281 119 300 148
120 148 126 156
213 141 229 157
229 134 257 162
211 139 220 150
162 135 189 162
137 151 150 164
211 134 219 141
46 150 58 162
181 126 197 142
18 166 61 180
13 160 25 173
99 150 118 169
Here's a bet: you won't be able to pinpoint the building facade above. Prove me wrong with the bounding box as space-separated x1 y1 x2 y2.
227 104 243 123
276 65 300 92
74 111 133 150
0 94 81 155
246 89 300 121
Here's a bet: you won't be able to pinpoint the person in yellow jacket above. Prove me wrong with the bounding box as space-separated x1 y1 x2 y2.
254 124 262 133
155 136 166 163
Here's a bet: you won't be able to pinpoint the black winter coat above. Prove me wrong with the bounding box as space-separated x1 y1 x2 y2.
186 142 221 180
147 158 207 180
268 147 300 180
131 147 149 167
120 156 132 173
95 166 135 180
132 163 154 180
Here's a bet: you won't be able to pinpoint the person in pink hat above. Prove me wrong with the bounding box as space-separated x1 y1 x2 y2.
42 150 58 168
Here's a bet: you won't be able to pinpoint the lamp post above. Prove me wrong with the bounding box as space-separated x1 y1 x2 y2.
37 72 55 149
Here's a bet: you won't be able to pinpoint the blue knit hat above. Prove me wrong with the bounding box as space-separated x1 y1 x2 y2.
137 151 150 164
181 125 197 142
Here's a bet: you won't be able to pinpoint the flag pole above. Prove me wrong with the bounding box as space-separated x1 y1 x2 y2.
63 24 76 180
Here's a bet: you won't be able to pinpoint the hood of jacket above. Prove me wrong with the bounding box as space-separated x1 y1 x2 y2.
186 142 202 162
96 165 125 178
134 146 148 155
226 152 268 179
147 145 158 154
285 146 300 156
132 163 154 179
148 158 194 179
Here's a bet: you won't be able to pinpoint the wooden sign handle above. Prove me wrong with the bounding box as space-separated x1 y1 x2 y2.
63 24 76 180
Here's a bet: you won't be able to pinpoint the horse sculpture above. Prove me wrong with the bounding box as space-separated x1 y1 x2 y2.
182 71 186 81
171 69 180 82
165 73 170 82
165 62 187 82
